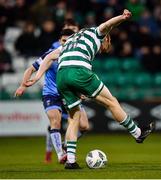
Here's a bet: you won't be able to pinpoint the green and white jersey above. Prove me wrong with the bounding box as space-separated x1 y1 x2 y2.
58 27 105 70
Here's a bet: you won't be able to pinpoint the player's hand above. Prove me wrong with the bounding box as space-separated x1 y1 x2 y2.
25 78 37 87
14 86 26 97
122 9 132 20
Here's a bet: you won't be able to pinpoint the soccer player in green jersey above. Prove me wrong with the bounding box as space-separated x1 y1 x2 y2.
26 9 154 169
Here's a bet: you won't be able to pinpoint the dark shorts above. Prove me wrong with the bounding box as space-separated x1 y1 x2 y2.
42 95 68 120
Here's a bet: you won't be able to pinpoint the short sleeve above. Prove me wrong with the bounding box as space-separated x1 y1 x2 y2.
32 57 43 71
95 27 105 41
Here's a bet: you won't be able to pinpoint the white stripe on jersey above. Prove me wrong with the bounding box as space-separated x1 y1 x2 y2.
85 30 101 52
83 36 95 58
58 28 103 68
59 51 89 61
77 43 91 59
58 60 92 70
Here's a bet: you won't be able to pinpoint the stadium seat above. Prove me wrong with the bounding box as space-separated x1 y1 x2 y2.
115 88 127 100
1 73 24 95
21 91 42 100
4 42 16 56
27 57 39 67
116 87 135 100
4 27 22 43
0 89 11 100
153 88 161 97
117 87 149 100
116 72 135 87
121 58 141 72
4 27 22 54
2 73 19 87
100 71 121 86
106 72 135 87
27 83 41 93
12 56 27 72
154 73 161 87
138 88 156 100
0 76 2 89
103 58 120 72
133 73 153 87
93 58 102 72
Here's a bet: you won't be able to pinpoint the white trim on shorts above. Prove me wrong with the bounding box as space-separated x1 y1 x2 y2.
68 99 82 109
91 82 104 97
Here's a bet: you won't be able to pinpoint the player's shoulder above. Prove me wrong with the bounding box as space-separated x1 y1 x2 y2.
84 27 105 40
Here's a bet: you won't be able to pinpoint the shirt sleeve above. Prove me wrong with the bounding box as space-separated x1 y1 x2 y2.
95 27 105 41
32 57 43 71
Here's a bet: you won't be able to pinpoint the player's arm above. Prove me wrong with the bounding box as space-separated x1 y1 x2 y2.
98 9 132 35
25 47 61 87
21 66 36 86
14 65 36 97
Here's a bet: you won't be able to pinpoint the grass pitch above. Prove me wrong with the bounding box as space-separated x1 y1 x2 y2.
0 133 161 179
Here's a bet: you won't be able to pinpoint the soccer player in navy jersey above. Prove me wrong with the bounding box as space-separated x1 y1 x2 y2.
15 21 89 164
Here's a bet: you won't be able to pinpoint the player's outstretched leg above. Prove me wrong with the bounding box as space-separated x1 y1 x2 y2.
120 116 154 143
95 86 154 143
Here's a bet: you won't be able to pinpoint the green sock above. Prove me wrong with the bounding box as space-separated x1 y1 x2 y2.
67 141 77 163
120 115 141 138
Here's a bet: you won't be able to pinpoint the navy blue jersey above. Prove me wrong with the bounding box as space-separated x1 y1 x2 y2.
32 41 61 96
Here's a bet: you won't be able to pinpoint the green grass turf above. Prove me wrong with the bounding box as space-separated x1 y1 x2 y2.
0 133 161 179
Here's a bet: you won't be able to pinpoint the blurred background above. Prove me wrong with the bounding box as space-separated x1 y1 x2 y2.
0 0 161 136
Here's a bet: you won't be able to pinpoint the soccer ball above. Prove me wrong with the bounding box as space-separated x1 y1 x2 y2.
86 149 107 169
